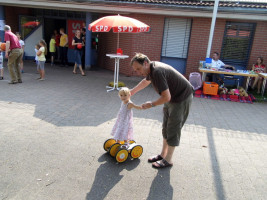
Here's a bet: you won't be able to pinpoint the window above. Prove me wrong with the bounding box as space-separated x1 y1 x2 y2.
221 22 256 67
20 16 42 39
161 18 191 58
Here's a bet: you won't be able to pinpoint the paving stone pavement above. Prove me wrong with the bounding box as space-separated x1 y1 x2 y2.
0 61 267 200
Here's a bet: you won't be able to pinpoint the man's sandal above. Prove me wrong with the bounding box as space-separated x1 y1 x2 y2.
148 155 163 163
152 159 173 169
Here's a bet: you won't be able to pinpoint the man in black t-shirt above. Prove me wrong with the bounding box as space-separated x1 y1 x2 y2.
130 53 193 169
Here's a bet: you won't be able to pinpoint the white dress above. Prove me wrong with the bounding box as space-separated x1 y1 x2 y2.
111 101 134 141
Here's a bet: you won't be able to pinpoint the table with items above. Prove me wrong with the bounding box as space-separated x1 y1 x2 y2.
199 68 258 91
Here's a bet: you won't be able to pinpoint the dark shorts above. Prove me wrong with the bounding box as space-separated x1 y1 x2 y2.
162 93 193 146
50 52 56 57
74 50 82 65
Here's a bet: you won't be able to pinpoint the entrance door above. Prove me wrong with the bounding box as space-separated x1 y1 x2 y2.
44 18 66 62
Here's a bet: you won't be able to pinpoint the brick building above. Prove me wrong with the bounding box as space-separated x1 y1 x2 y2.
0 0 267 79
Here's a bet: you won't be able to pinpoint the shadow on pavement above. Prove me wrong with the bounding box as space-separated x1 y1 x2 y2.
85 153 140 200
147 168 173 200
207 127 225 200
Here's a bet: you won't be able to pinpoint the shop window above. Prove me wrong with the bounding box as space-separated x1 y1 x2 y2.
221 22 256 67
20 16 42 39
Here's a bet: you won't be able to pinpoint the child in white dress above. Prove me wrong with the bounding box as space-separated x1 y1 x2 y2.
111 87 142 146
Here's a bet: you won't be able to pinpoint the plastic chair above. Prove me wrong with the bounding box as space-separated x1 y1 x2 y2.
189 72 202 90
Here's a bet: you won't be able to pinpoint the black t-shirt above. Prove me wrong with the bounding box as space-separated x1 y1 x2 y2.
73 36 83 51
146 61 193 103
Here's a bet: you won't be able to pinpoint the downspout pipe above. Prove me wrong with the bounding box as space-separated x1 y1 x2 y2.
206 0 220 58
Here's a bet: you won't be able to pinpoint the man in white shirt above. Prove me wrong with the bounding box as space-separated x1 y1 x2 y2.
211 52 234 70
209 52 235 83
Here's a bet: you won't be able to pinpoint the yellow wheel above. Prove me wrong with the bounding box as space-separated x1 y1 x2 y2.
130 145 143 159
109 143 120 157
115 149 129 163
103 138 116 151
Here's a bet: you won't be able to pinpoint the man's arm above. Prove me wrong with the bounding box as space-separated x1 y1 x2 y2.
142 89 171 109
130 78 151 96
5 41 10 58
64 36 68 47
224 64 235 70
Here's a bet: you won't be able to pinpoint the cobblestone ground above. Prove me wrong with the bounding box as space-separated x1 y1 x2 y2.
0 61 266 200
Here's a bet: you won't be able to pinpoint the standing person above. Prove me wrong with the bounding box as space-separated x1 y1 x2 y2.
54 30 60 61
36 39 47 81
49 34 56 66
72 30 85 76
59 28 68 67
81 27 86 69
16 32 25 73
130 53 193 169
0 38 4 80
111 87 142 146
4 25 23 84
252 57 266 94
34 44 41 73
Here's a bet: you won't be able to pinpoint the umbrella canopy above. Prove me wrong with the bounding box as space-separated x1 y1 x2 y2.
88 14 150 50
22 21 40 28
88 15 150 33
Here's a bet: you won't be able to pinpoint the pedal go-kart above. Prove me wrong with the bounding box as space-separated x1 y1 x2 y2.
103 138 143 163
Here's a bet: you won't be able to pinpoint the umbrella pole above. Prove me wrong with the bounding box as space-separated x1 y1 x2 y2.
117 32 119 51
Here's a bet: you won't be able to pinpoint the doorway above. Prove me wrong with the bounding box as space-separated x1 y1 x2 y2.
44 18 66 62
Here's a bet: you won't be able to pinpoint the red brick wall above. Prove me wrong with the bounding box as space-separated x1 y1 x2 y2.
98 15 267 78
97 14 165 76
248 21 267 69
4 6 32 33
185 18 226 77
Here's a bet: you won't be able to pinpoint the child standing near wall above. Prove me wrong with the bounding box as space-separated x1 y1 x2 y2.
49 34 56 66
16 32 25 73
36 40 47 81
0 47 3 80
35 44 40 74
0 38 4 80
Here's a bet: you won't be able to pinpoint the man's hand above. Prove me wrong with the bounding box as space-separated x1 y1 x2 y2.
5 53 8 59
142 101 153 109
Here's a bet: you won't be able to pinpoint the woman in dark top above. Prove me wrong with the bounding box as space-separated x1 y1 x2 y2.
72 30 85 76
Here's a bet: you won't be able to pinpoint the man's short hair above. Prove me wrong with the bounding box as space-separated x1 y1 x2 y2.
130 53 150 66
4 25 11 31
213 52 219 56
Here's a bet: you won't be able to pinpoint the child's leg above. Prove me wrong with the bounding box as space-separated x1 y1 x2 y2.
51 55 54 65
0 68 3 77
20 60 23 71
78 65 85 75
40 69 44 79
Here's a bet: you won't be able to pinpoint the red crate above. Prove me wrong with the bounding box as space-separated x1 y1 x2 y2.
203 82 219 95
